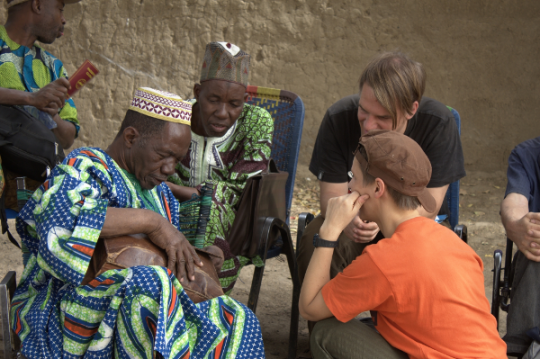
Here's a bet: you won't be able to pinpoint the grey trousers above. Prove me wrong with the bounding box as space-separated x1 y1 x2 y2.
504 250 540 355
311 318 408 359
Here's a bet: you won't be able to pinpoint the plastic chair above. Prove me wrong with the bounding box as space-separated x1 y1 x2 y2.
244 85 305 359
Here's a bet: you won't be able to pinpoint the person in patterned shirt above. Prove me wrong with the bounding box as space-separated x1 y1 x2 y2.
167 42 274 294
10 88 266 359
0 0 82 211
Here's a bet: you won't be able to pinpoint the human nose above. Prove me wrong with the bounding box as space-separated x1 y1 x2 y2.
362 115 378 132
214 104 228 120
161 159 176 176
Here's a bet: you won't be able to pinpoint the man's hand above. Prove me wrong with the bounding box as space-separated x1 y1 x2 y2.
320 192 370 240
29 78 70 112
506 212 540 261
501 193 540 262
343 215 379 243
147 217 204 282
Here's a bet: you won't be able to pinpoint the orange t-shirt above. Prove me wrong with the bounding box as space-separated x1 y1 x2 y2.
321 217 506 359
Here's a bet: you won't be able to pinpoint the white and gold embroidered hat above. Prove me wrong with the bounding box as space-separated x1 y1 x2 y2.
129 87 192 126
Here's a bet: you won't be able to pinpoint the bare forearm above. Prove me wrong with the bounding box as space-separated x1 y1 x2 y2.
299 224 339 319
319 181 348 217
501 194 529 228
0 88 32 106
52 115 76 149
417 184 449 220
166 181 200 201
101 207 165 238
501 193 529 237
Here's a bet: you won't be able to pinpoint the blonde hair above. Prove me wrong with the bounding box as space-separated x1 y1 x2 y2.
359 52 426 129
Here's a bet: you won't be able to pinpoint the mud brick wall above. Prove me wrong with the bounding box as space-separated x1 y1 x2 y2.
1 0 539 171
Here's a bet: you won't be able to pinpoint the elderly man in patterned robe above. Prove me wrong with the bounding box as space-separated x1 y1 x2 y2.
167 42 274 293
10 87 265 359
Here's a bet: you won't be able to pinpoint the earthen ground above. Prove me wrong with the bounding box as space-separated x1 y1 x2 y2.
0 165 513 358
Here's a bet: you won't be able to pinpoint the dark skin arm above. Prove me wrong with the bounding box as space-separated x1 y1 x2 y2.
0 78 75 148
51 113 76 149
166 181 200 201
102 207 203 282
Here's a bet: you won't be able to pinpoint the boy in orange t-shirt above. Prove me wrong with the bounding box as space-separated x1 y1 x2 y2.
299 130 506 359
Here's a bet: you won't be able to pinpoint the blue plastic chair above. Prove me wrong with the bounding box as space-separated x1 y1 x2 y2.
244 85 305 359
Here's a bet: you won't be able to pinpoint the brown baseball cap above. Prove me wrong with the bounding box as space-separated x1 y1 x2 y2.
355 130 436 213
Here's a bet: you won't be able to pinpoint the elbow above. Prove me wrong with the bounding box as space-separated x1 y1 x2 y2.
299 302 319 322
62 138 74 150
299 305 313 321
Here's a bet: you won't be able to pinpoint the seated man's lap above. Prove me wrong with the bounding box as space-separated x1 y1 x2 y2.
311 318 407 359
505 250 540 354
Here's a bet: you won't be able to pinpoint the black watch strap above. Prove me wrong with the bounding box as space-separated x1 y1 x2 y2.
313 233 338 248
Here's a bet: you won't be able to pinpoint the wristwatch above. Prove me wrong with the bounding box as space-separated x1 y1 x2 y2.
313 233 338 248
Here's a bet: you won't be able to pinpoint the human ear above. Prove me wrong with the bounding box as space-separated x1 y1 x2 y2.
31 0 41 13
193 84 201 101
373 178 386 199
406 101 419 120
123 127 140 148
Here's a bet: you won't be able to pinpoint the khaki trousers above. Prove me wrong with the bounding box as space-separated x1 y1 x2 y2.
311 318 408 359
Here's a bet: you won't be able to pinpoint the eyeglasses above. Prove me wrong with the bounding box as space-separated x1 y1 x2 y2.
348 171 354 179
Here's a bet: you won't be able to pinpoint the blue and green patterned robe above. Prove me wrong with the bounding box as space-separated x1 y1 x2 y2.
10 147 265 359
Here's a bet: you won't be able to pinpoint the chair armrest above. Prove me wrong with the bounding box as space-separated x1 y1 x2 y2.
296 213 315 253
253 216 291 259
453 224 468 243
297 213 315 236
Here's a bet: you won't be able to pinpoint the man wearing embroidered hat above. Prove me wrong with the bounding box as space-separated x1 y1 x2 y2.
10 87 266 359
167 42 274 293
300 130 505 359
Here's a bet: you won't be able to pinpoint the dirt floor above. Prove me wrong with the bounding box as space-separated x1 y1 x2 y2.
0 165 513 358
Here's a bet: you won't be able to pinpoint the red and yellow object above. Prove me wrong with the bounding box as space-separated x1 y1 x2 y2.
67 60 99 97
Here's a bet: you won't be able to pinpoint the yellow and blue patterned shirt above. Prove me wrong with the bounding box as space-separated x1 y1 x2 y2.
0 25 79 135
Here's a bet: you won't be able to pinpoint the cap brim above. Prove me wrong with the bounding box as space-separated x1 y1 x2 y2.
417 189 436 214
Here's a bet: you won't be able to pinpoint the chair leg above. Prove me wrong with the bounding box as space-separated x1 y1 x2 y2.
1 271 18 359
492 250 502 329
248 217 300 358
248 264 266 313
248 218 274 313
280 224 300 359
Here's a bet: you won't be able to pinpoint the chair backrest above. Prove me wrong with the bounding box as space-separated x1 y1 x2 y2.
446 107 461 229
246 86 305 218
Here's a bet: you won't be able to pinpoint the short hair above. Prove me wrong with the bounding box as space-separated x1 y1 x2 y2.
357 147 421 211
115 110 166 144
359 52 426 129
